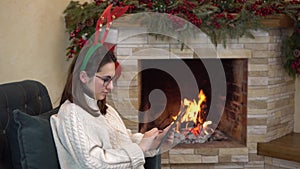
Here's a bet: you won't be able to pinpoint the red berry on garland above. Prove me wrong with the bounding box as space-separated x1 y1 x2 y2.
292 58 300 74
128 5 134 13
75 28 80 33
70 32 76 39
77 38 88 48
94 0 100 6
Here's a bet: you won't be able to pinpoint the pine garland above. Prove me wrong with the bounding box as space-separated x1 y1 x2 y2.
282 21 300 78
63 0 300 78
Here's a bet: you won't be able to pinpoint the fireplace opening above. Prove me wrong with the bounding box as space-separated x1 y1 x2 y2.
138 59 247 147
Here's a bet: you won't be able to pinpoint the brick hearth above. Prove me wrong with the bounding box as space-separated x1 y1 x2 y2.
106 18 299 168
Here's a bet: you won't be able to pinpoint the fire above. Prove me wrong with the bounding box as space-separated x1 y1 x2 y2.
174 90 213 137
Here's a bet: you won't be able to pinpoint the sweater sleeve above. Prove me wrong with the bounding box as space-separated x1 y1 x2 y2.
127 129 143 144
55 104 145 169
127 130 159 158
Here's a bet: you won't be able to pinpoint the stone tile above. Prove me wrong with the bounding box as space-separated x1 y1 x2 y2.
118 26 148 41
148 34 178 44
268 78 287 85
132 47 170 59
186 33 210 44
243 164 264 169
220 148 248 155
169 154 202 164
217 49 252 58
170 164 214 169
217 43 244 49
232 155 249 162
268 43 282 52
170 47 194 58
194 148 219 156
248 100 268 109
270 158 300 169
267 97 291 110
268 65 285 77
218 155 232 163
252 50 275 58
248 88 268 98
245 44 269 51
249 58 269 64
239 36 271 43
248 64 269 72
247 117 267 126
247 110 268 115
201 156 218 163
247 143 258 154
247 126 267 134
193 47 219 58
248 153 265 162
214 163 245 168
116 47 132 56
169 148 194 155
247 134 266 143
118 34 148 44
118 59 137 66
248 77 268 86
248 71 269 77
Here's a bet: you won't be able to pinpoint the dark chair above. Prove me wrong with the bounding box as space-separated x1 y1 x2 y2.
0 80 59 169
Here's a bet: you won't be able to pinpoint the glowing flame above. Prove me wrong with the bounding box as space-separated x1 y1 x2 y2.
182 90 206 124
174 90 213 137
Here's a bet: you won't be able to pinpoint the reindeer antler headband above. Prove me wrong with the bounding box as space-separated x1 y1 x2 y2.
80 4 128 71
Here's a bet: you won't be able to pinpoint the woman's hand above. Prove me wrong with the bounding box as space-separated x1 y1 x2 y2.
138 128 160 152
152 124 175 151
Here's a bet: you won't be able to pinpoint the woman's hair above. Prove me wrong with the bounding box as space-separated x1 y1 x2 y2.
60 44 117 116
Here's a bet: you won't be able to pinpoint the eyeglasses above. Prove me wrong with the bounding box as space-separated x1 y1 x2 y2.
95 75 115 87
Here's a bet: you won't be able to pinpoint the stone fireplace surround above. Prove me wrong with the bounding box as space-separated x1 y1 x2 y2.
106 22 299 168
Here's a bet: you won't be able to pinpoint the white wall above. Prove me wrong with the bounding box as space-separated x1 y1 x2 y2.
0 0 72 106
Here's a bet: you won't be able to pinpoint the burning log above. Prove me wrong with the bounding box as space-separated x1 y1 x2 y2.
170 89 218 144
197 101 208 124
179 121 195 129
208 129 228 142
173 128 229 144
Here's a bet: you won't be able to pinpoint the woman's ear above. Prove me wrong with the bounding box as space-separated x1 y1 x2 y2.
79 71 88 83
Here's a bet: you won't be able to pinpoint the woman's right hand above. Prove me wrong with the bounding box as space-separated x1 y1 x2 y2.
138 128 160 152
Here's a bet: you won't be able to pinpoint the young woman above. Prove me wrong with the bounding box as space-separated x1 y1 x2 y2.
50 43 171 169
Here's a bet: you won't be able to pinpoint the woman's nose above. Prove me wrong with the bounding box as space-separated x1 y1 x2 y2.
106 80 114 90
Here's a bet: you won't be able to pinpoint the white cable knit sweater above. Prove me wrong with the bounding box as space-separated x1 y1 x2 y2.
50 96 150 169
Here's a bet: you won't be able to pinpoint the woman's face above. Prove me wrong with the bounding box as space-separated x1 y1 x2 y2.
86 62 116 100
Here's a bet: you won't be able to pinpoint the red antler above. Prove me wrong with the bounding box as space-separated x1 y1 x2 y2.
93 4 128 45
111 6 129 18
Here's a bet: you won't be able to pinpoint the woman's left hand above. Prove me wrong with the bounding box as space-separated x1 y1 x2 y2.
151 123 175 151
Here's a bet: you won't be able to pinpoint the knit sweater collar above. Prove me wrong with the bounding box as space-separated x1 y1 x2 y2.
84 94 101 116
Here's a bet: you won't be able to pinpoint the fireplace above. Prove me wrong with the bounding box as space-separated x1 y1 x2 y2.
138 59 247 147
106 23 296 168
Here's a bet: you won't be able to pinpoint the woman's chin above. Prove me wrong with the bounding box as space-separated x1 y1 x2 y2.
96 93 106 100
